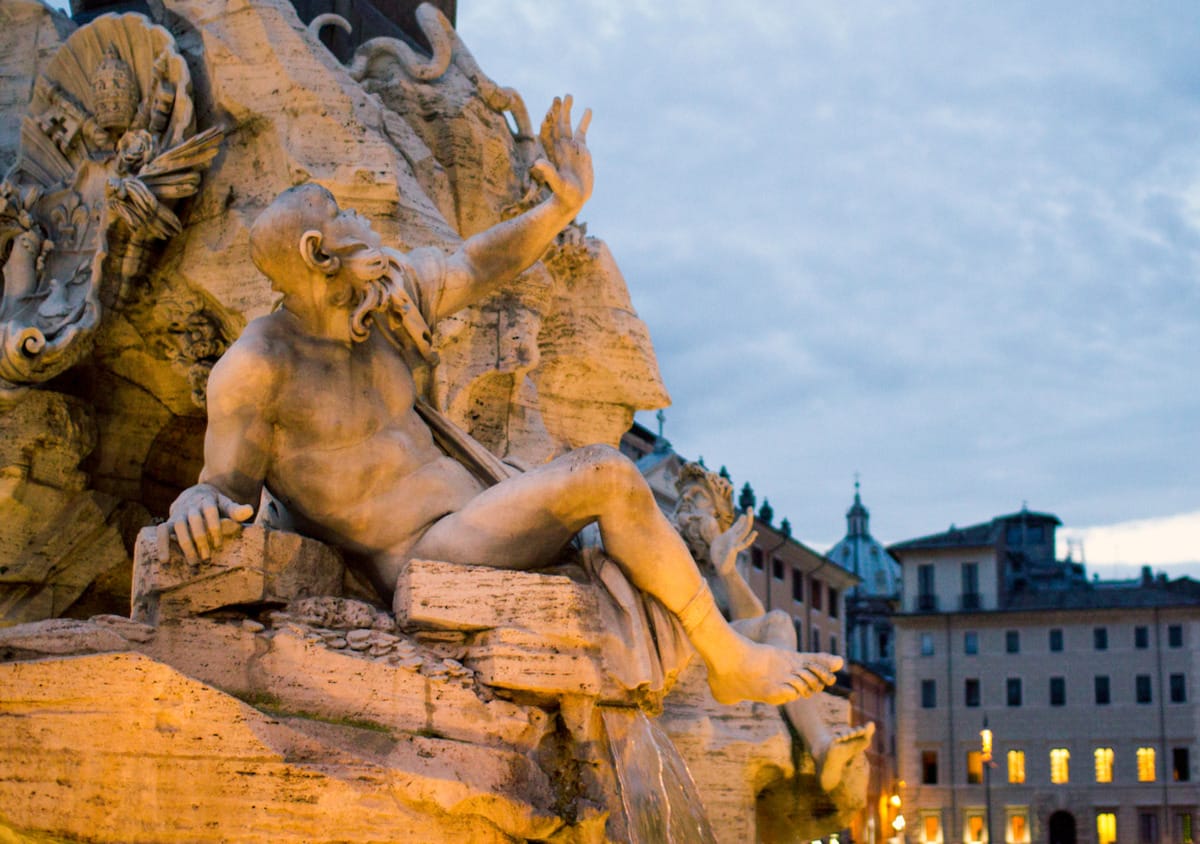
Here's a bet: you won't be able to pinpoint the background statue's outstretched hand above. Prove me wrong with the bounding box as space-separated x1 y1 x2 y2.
156 483 254 564
710 508 758 577
530 95 593 215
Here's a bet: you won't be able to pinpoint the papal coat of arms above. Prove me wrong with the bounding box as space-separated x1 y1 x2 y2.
0 12 222 393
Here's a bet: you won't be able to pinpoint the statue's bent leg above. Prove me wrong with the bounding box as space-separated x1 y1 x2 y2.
410 444 842 706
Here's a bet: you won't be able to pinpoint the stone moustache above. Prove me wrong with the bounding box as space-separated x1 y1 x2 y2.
161 97 841 708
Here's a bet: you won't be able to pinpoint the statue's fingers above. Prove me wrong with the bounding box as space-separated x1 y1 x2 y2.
530 159 565 196
560 94 574 138
576 108 592 142
202 502 222 550
174 520 199 565
155 522 171 564
187 511 211 560
217 493 254 523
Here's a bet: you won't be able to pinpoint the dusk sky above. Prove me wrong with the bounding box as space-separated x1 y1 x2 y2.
456 2 1200 576
42 1 1197 576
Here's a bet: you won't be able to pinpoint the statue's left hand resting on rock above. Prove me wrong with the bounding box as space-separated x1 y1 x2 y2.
161 98 843 707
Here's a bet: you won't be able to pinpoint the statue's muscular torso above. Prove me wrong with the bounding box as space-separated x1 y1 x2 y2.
208 310 484 561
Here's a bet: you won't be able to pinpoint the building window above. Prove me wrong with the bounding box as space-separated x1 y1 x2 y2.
1097 812 1118 844
1094 747 1114 783
920 632 935 656
1137 674 1153 704
922 812 942 844
793 619 803 649
1170 673 1187 703
828 587 839 618
1008 809 1029 843
1050 676 1066 706
964 631 978 655
1139 811 1160 844
811 628 820 652
1177 813 1194 844
921 679 937 709
1050 747 1070 784
965 678 980 708
811 580 823 611
1138 746 1157 782
1049 628 1063 652
1169 624 1183 647
965 813 985 843
966 751 983 784
830 635 838 655
878 630 890 659
961 562 980 609
1095 675 1111 705
921 750 938 785
1005 630 1020 653
1174 747 1191 782
752 547 764 570
1006 523 1022 545
1007 749 1025 784
772 557 784 580
1007 677 1022 707
1094 627 1108 650
1027 524 1045 542
917 564 936 610
791 568 803 602
1135 625 1150 649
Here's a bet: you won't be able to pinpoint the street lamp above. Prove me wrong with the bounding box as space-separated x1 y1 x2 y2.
980 717 994 844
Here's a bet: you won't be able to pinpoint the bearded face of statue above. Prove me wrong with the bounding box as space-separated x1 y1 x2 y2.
674 483 722 566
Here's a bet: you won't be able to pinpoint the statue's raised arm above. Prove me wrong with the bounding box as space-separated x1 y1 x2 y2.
423 95 593 321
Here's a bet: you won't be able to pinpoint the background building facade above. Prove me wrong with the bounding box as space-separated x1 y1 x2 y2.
891 510 1199 844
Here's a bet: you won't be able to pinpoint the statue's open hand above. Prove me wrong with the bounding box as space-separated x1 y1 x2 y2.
530 95 593 214
710 508 757 578
156 483 254 564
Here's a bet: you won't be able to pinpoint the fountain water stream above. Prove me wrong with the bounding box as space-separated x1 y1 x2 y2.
601 706 718 844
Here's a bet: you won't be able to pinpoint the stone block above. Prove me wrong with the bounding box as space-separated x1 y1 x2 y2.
396 559 600 644
466 626 605 698
131 525 344 623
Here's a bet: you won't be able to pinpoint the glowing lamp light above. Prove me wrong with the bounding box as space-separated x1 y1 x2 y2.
893 814 906 831
980 726 993 762
890 793 902 808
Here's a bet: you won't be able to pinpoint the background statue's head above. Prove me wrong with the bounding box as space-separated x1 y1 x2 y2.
91 46 139 132
249 184 387 313
674 461 736 560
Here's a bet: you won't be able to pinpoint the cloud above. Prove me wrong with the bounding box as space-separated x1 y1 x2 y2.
1059 510 1200 569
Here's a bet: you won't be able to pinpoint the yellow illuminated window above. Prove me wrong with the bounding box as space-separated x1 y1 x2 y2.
1050 748 1070 784
1009 812 1028 843
1007 750 1025 784
923 814 941 843
966 814 984 843
1094 747 1114 783
1138 746 1156 782
967 750 983 784
1097 812 1117 844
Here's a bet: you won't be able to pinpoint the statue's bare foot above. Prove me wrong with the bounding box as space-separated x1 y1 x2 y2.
816 721 875 793
703 636 843 706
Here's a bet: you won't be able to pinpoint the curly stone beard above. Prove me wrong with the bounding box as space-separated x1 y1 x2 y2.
677 514 714 569
348 276 389 342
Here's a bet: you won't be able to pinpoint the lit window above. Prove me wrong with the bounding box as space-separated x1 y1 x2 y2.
966 751 983 784
1138 746 1157 782
966 814 984 843
1007 750 1026 784
1008 810 1029 843
1094 747 1114 783
1177 812 1194 844
1050 748 1070 784
1097 812 1117 844
923 813 942 844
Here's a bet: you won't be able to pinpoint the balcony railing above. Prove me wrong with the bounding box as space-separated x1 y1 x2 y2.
917 593 938 611
960 592 982 610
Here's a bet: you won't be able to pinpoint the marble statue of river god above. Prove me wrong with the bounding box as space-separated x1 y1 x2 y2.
161 97 841 707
